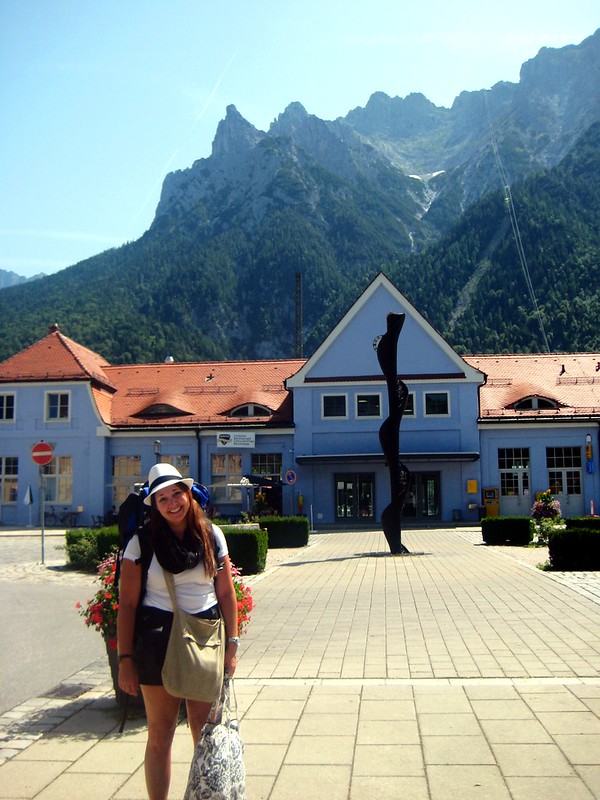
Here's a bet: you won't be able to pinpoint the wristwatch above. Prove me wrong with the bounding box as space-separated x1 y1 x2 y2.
227 636 240 646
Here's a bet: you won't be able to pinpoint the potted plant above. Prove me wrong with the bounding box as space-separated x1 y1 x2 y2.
77 551 253 705
530 489 563 544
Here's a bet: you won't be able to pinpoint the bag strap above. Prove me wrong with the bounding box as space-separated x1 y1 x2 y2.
162 568 179 610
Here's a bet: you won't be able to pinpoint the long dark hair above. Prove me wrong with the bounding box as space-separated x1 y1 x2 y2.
148 483 218 578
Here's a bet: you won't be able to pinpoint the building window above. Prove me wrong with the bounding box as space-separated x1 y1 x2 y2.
112 455 142 505
211 453 242 503
424 392 449 416
0 457 18 503
498 447 530 497
514 396 558 410
46 392 70 421
546 447 582 496
42 456 73 503
229 404 272 417
322 394 347 419
356 394 381 418
403 393 415 416
251 453 282 479
161 455 191 475
0 394 15 421
546 447 582 469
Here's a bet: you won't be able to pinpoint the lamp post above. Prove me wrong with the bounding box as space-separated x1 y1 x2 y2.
154 440 162 462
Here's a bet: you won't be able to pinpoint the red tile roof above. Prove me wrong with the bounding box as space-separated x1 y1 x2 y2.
0 326 114 389
3 329 599 427
0 327 304 428
102 359 305 428
465 353 600 419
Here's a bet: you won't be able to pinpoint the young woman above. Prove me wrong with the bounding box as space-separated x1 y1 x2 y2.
117 464 239 800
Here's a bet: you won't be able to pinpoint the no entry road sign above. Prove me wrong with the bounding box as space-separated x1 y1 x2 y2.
31 441 54 466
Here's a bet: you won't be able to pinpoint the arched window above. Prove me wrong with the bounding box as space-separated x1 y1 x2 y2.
133 404 192 419
513 395 558 411
228 404 272 418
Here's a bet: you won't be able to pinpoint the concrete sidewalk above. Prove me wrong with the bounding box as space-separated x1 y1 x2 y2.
1 527 600 799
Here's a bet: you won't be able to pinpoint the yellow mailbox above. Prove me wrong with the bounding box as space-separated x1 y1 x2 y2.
483 487 500 517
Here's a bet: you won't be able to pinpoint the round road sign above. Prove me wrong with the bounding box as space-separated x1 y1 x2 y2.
284 469 297 485
31 441 54 466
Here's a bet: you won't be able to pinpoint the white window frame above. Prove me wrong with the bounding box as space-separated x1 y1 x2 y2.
112 455 142 505
211 453 243 504
0 456 18 503
322 394 348 420
45 391 71 422
423 391 450 417
42 456 73 503
403 392 415 416
355 393 382 419
0 393 16 422
229 403 272 418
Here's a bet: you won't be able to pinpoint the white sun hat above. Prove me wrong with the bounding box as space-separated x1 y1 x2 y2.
144 463 194 506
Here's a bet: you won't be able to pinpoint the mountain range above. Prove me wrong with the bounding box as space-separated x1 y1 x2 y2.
1 28 599 364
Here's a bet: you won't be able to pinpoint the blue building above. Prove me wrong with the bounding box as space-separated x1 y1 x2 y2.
1 274 598 527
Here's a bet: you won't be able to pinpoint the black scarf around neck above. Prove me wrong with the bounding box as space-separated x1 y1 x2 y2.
153 528 202 574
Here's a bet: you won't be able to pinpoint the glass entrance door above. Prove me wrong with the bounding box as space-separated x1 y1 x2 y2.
335 474 375 521
402 472 441 521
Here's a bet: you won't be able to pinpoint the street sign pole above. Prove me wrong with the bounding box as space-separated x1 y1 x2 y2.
40 468 45 564
31 442 54 565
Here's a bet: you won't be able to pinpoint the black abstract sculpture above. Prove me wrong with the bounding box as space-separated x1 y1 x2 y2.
375 313 410 554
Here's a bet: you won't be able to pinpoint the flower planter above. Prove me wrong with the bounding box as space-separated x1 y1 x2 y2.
104 634 145 709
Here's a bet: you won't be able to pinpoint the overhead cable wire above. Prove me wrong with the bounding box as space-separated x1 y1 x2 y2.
484 95 551 352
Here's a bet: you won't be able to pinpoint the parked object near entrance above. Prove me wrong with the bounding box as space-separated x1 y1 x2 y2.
376 313 410 555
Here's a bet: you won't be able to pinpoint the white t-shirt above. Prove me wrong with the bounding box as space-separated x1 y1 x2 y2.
123 523 228 614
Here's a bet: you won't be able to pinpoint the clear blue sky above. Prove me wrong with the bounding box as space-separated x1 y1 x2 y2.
1 0 598 278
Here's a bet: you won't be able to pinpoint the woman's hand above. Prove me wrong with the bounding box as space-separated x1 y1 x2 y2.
224 641 238 677
118 657 140 696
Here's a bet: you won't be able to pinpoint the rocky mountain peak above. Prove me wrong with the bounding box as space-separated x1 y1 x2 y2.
211 104 264 157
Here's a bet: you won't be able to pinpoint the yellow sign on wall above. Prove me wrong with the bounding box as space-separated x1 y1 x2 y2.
466 480 478 494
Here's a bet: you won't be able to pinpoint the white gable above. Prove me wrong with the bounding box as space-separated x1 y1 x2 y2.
288 273 484 386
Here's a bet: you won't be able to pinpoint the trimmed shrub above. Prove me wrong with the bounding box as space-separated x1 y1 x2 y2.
65 527 118 571
258 516 310 548
548 527 600 571
564 517 600 531
222 526 268 575
66 523 270 575
481 516 533 546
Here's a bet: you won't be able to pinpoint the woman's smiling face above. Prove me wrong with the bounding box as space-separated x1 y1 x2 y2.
154 483 191 533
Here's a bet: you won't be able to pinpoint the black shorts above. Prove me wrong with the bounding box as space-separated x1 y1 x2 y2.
135 604 220 686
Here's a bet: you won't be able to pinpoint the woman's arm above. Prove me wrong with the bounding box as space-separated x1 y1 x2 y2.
116 557 142 696
215 555 239 676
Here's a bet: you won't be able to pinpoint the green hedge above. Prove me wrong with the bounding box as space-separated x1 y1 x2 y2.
222 526 268 575
548 527 600 570
564 517 600 531
65 526 119 571
65 523 268 575
258 516 310 548
481 516 533 545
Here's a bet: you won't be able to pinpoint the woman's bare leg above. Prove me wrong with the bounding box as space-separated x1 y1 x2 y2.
141 685 181 800
185 698 213 747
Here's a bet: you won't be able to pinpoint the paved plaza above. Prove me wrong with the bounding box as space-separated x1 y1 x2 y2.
1 526 600 799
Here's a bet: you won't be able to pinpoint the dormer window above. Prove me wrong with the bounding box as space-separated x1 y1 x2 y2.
229 404 272 418
133 404 192 419
514 396 558 411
